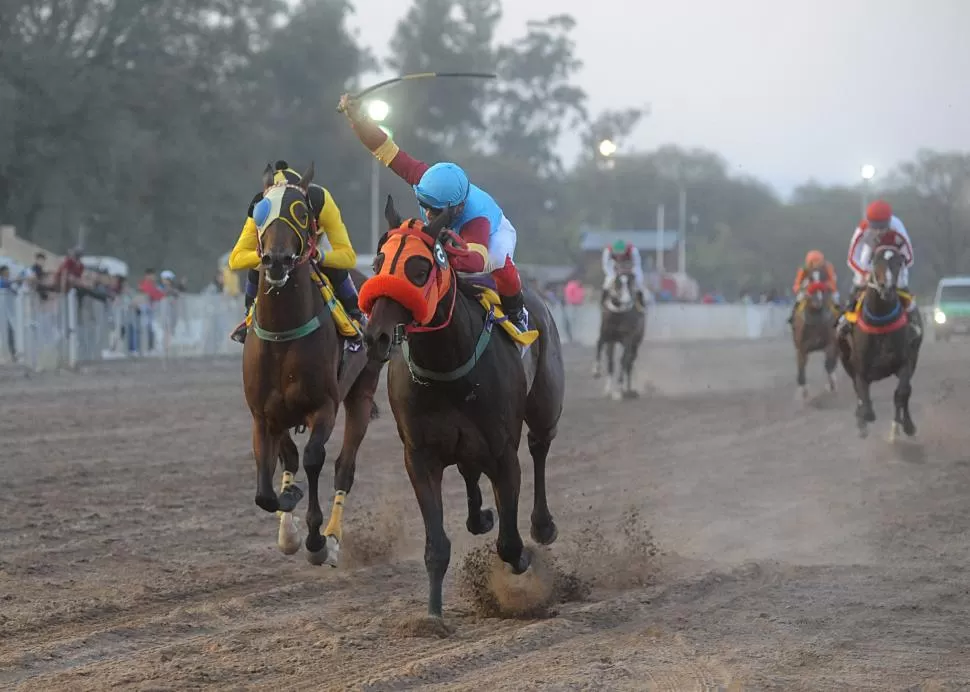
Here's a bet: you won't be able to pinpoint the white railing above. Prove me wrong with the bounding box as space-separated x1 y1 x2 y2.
0 288 938 371
0 288 243 369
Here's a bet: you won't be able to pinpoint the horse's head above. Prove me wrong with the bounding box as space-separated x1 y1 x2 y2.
804 268 829 311
869 245 904 301
607 269 636 311
358 195 453 363
253 163 316 290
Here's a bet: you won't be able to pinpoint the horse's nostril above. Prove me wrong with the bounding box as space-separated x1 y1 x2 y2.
261 255 272 266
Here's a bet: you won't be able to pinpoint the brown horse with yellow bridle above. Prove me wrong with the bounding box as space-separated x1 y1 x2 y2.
241 163 382 567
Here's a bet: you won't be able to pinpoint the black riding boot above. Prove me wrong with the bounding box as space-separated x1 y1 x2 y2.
503 291 530 333
231 270 259 343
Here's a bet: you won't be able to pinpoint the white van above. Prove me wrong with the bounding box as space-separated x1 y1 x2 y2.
932 276 970 341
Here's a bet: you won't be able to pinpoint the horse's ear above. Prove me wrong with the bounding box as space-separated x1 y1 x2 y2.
262 163 274 189
298 161 314 191
384 195 402 229
426 205 453 237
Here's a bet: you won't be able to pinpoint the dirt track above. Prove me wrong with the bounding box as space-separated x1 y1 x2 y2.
2 339 969 691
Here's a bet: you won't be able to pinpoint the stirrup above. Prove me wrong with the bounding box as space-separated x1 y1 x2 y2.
230 321 248 343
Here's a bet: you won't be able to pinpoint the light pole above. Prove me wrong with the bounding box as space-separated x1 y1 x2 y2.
366 99 391 253
860 164 876 218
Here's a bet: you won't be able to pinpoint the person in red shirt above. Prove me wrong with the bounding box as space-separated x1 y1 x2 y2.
138 268 166 302
55 247 85 292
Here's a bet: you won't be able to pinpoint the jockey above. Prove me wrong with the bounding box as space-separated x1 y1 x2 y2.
788 250 838 323
601 240 646 307
337 94 530 333
841 199 915 324
228 161 364 343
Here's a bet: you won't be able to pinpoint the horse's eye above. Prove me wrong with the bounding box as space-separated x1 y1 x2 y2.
404 256 432 287
372 253 385 274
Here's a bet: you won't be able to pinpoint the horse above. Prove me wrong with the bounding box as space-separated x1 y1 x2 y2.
838 244 923 440
358 196 565 619
791 268 839 399
592 267 645 400
241 162 382 566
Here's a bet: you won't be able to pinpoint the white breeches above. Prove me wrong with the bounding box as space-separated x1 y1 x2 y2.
487 215 517 270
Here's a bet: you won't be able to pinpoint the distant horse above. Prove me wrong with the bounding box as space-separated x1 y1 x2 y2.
839 245 923 440
359 196 565 619
592 268 645 400
242 163 382 566
791 268 839 399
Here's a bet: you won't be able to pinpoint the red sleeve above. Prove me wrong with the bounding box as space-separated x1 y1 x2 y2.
388 150 430 186
350 119 429 185
138 278 166 301
447 217 489 273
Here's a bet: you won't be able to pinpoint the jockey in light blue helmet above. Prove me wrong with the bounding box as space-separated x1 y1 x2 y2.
340 92 530 332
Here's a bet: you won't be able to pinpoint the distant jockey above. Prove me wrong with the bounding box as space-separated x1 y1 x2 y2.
601 239 646 307
788 250 838 323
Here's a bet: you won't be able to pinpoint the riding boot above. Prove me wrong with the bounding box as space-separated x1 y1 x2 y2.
636 289 646 309
601 288 609 308
231 271 259 343
503 290 530 333
837 286 863 337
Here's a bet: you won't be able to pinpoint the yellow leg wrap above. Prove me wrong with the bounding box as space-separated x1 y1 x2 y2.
276 470 296 518
245 301 255 328
322 490 346 541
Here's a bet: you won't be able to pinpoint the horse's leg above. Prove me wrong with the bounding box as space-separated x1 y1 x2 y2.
460 465 494 535
405 449 450 618
276 432 302 555
603 342 617 398
321 369 379 567
592 332 603 377
893 358 917 438
253 420 281 513
796 346 809 400
303 399 338 565
488 449 529 574
527 429 558 545
824 338 838 392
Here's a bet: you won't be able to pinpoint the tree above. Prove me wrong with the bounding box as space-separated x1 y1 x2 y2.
488 14 588 175
386 0 500 155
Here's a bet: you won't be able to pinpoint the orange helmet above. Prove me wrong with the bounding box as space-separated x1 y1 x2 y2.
866 200 892 229
805 250 825 267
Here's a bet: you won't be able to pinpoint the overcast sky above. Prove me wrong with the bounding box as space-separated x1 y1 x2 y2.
348 0 970 195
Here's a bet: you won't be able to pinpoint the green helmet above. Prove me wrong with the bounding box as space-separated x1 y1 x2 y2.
611 239 629 254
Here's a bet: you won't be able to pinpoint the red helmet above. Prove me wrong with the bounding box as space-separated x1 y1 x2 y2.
865 200 892 228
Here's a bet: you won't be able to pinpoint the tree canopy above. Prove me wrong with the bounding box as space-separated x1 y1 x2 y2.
2 0 967 294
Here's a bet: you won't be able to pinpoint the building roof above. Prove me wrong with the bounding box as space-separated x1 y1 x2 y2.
579 227 680 252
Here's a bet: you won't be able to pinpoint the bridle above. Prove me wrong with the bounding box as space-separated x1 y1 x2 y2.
256 183 318 292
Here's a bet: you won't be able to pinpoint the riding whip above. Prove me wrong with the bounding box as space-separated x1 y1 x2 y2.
336 72 498 112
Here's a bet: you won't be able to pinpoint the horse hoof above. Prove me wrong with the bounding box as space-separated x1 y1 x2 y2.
530 520 558 546
889 422 900 443
903 420 917 437
592 363 601 378
622 389 640 399
277 513 301 555
255 493 279 513
467 508 495 535
277 485 304 513
865 410 877 423
508 551 531 575
323 535 340 568
858 425 869 439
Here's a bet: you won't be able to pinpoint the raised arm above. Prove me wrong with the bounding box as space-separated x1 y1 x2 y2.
339 94 430 185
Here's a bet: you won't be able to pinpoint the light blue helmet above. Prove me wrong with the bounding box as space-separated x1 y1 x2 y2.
415 162 470 210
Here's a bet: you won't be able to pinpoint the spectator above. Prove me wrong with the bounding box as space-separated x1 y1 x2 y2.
138 268 166 303
0 266 15 360
55 247 85 293
24 252 50 300
137 268 166 353
160 270 180 297
562 278 586 344
203 271 225 295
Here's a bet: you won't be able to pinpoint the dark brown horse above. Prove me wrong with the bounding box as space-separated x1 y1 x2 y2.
242 163 382 566
838 245 923 440
592 267 645 400
791 268 839 400
358 196 565 619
